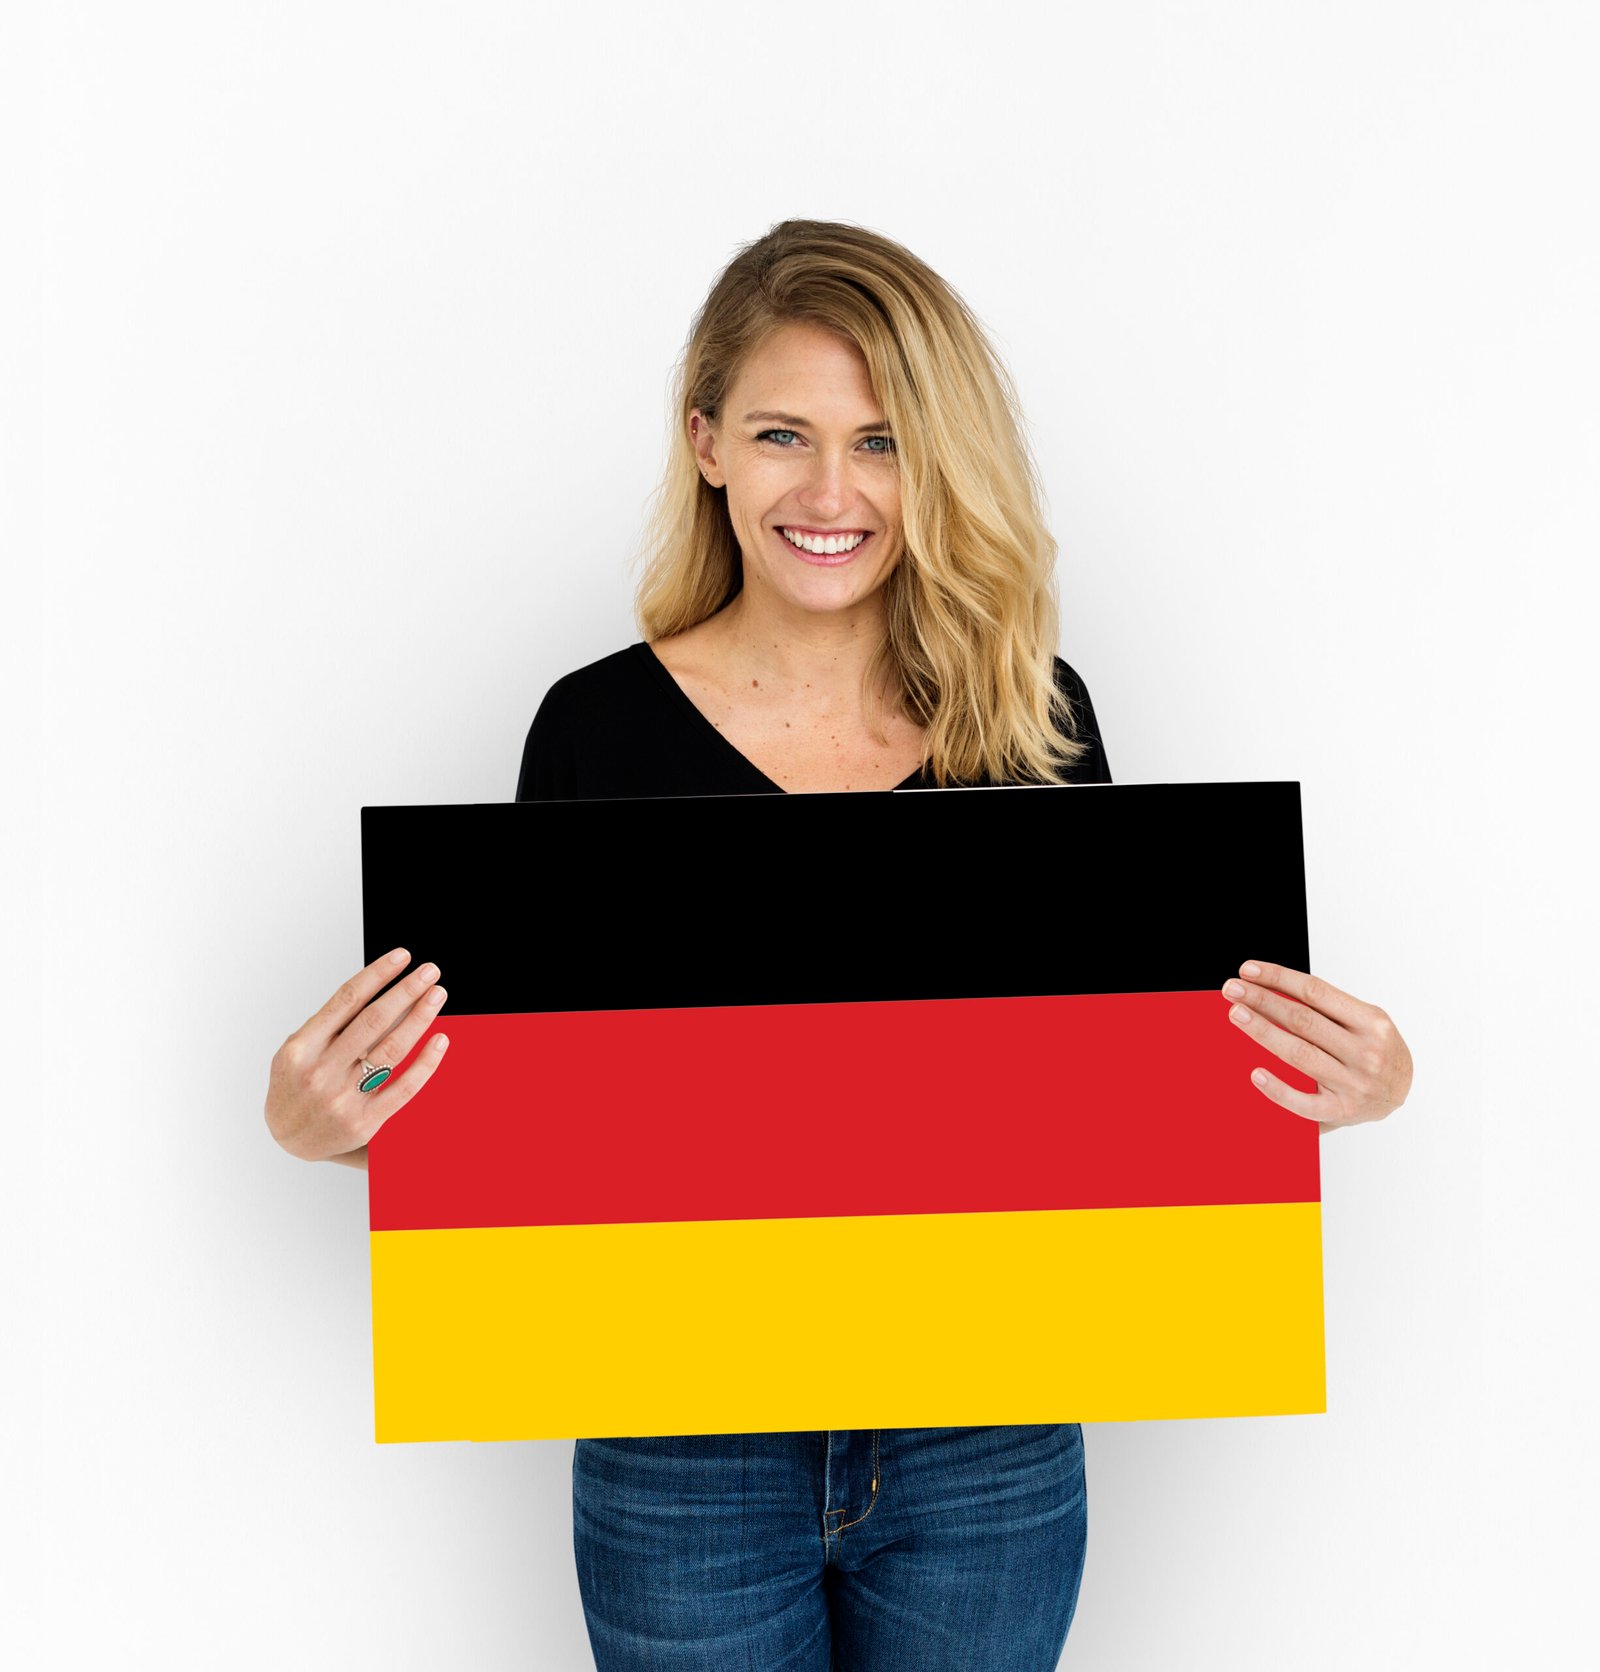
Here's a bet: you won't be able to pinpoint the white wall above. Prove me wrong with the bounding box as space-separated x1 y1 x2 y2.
11 2 1594 1666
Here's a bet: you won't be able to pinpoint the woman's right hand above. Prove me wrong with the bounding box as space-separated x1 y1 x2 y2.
264 949 449 1164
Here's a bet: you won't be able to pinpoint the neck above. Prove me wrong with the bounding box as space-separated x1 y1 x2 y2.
712 588 894 708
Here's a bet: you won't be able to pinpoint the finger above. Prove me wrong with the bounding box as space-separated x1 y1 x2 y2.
1235 960 1370 1031
1224 999 1354 1093
349 1026 452 1145
1220 977 1366 1081
359 978 448 1081
336 958 444 1065
1248 1063 1326 1123
290 947 413 1053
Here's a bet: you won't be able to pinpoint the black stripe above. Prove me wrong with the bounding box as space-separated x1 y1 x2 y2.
361 782 1308 1014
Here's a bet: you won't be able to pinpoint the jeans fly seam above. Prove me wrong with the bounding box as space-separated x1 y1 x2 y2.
832 1429 881 1535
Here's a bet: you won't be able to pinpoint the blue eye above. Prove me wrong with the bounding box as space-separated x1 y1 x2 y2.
755 429 896 455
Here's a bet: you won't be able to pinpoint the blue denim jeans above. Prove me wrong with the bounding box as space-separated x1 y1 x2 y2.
572 1424 1087 1670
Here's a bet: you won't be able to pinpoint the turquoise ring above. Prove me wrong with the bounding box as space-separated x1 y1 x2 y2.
357 1059 393 1094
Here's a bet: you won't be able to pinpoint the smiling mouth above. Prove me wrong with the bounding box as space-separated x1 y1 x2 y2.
776 526 874 565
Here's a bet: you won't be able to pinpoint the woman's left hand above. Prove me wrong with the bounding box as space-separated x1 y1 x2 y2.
1219 961 1413 1134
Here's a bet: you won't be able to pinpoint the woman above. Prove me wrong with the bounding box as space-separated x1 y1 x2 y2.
265 219 1414 1670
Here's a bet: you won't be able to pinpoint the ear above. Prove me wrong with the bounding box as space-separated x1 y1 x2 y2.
689 408 723 487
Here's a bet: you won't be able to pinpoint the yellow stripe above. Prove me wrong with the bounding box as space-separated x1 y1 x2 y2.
369 1203 1324 1441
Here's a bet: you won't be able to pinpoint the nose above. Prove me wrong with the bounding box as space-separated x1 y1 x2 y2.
795 449 855 516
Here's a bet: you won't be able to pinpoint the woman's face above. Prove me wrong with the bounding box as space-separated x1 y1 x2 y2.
691 321 903 620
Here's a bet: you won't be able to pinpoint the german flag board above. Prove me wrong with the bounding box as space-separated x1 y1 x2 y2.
361 781 1323 1443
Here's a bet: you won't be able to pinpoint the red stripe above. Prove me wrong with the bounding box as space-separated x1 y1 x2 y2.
369 990 1320 1232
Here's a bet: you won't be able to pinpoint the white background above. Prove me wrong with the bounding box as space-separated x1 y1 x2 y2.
9 2 1595 1666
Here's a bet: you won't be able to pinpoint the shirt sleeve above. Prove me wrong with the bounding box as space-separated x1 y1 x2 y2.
514 679 579 802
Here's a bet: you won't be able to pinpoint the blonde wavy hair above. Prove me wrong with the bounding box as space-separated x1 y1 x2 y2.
631 217 1093 787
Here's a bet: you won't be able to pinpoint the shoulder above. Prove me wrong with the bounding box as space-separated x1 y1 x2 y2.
1051 654 1087 697
1048 653 1100 716
1047 654 1113 785
516 643 654 801
537 643 652 710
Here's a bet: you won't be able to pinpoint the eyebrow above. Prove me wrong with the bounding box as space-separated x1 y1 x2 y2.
742 411 893 434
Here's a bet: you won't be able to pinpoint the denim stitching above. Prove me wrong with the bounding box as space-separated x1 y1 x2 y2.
740 1434 759 1672
821 1431 834 1545
832 1429 881 1535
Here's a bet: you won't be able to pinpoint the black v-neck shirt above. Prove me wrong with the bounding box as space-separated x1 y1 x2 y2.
515 640 1113 802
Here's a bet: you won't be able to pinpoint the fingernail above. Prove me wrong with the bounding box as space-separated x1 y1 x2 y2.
1241 962 1261 978
389 948 409 965
1231 1005 1251 1023
1223 979 1245 998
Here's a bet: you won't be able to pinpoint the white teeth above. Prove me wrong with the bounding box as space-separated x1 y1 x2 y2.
780 527 868 555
